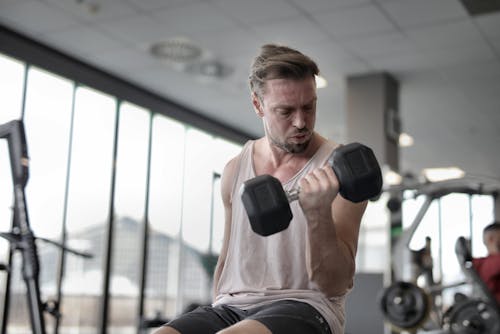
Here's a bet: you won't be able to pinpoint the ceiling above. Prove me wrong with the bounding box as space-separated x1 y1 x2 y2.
0 0 499 182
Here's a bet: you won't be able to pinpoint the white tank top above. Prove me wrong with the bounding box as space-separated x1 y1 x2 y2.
214 139 347 333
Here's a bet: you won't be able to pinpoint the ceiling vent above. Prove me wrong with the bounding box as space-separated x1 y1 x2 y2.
460 0 500 16
150 38 203 64
150 37 232 79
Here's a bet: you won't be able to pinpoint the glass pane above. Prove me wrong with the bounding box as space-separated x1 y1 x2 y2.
109 102 150 333
0 53 24 123
211 138 241 175
440 193 470 305
0 141 12 234
210 137 241 255
440 193 470 276
60 86 116 333
402 195 441 283
24 67 73 239
182 128 214 252
211 176 223 255
145 114 185 321
0 54 24 313
0 140 13 326
4 66 73 332
177 128 214 309
356 193 390 273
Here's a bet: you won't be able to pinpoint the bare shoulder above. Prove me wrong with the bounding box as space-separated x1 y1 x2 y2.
220 154 242 206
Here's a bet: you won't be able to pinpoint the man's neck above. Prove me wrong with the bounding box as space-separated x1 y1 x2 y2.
253 133 326 182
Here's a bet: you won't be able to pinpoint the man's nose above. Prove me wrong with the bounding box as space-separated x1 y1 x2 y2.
292 111 306 129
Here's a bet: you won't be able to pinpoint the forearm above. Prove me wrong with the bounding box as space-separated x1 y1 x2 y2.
306 208 356 297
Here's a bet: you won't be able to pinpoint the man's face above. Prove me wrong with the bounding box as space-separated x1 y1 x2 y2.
253 77 317 154
484 229 500 254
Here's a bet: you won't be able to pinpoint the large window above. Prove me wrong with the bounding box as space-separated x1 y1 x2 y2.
0 48 243 333
61 86 117 332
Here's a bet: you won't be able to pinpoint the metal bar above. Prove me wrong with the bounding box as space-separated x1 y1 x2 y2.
137 113 153 334
53 82 77 334
98 102 120 334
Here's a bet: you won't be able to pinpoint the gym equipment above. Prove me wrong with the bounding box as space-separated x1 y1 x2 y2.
0 120 46 334
379 281 431 330
0 120 92 334
380 178 500 334
240 142 382 236
442 299 499 334
455 236 500 311
448 236 500 334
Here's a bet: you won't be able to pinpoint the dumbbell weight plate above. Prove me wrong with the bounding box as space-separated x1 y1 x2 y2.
330 142 383 203
240 174 292 236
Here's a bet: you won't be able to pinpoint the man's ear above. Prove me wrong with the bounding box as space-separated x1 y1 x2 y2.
252 93 264 118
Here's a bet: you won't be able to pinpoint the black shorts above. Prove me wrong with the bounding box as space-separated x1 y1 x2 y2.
164 299 332 334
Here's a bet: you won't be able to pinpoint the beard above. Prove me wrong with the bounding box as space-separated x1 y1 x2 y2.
268 130 312 153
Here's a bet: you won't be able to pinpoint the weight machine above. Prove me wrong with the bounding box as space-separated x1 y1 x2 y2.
0 120 91 334
379 178 500 334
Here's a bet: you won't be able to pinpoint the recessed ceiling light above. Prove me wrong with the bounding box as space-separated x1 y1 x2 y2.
422 167 465 182
150 38 202 63
399 132 414 147
384 169 403 185
315 75 328 89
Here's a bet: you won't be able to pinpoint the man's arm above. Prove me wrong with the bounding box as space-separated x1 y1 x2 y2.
299 165 367 297
212 157 238 300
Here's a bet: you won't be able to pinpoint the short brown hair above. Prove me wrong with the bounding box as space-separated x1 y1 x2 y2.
249 44 319 98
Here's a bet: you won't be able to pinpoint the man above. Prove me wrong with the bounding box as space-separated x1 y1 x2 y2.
473 221 500 304
155 44 367 334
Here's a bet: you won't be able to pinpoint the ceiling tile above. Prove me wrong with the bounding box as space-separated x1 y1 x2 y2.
151 1 240 35
84 47 160 72
491 36 500 53
304 42 371 76
313 4 396 38
474 11 500 39
404 19 484 49
289 0 371 13
0 1 78 35
439 60 500 81
425 42 497 67
45 0 138 23
96 14 173 47
369 41 496 73
341 31 418 58
38 25 129 58
0 0 31 8
194 27 262 59
251 16 331 46
379 0 468 28
368 50 431 73
124 0 199 11
212 0 302 25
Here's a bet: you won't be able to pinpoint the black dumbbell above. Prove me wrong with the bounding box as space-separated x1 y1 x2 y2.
240 142 383 236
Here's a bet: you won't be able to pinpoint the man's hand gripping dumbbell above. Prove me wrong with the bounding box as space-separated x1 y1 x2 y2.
240 142 383 236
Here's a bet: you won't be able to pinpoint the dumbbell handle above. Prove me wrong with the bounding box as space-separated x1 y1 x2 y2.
286 188 300 202
285 154 334 202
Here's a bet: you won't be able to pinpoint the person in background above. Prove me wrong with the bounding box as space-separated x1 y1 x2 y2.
472 221 500 304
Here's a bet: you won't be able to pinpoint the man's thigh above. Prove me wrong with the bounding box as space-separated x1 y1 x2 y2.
164 304 244 334
162 300 331 334
246 300 332 334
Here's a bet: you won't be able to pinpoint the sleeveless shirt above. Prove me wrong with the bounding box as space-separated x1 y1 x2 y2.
213 139 348 333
